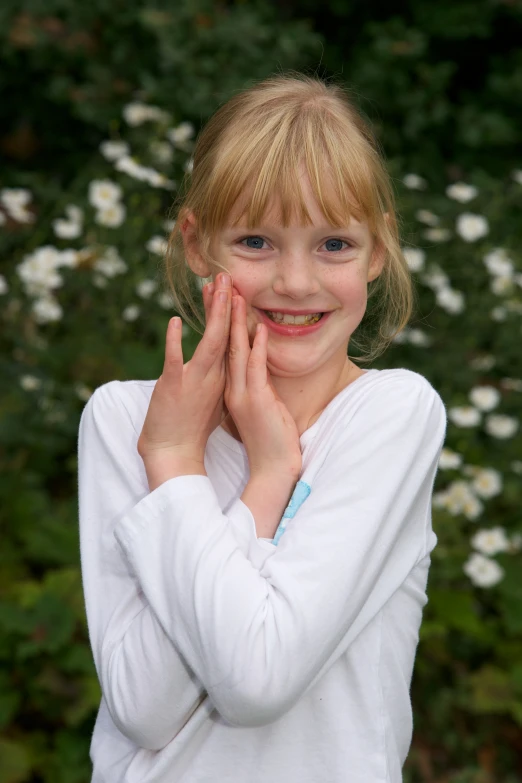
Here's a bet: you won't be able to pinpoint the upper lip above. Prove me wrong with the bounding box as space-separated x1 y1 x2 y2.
257 307 330 315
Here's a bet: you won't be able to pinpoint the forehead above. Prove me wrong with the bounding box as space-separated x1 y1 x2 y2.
225 172 369 234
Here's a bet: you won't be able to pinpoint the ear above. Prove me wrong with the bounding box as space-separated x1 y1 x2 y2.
367 212 389 283
179 210 213 279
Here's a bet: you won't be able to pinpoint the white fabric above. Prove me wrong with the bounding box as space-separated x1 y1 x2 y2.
78 367 447 783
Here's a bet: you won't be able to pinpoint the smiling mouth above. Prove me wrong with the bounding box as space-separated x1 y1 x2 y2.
263 311 324 325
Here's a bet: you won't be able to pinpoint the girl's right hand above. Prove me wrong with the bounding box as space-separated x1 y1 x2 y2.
203 285 302 483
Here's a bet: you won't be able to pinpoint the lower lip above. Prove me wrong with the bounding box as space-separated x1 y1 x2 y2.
255 309 332 337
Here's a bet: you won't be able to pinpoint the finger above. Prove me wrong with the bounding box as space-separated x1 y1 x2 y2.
227 293 250 397
202 282 213 324
246 321 269 393
162 317 184 385
192 278 231 375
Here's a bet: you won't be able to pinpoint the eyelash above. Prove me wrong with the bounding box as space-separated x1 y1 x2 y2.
237 236 354 253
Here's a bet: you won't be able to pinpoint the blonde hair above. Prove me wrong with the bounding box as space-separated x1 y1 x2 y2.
162 70 415 364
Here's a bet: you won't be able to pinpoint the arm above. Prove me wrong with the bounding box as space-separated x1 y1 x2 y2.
78 382 277 751
113 373 447 728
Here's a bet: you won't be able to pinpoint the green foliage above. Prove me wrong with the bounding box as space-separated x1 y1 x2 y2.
1 0 522 781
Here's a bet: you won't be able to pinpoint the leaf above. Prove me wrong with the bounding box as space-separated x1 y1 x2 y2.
0 739 31 783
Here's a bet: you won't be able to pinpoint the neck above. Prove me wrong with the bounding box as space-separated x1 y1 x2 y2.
221 356 361 442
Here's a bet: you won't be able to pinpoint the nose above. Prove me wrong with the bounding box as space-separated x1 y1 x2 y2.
272 251 321 300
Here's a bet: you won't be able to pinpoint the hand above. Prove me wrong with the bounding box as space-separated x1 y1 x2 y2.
137 273 233 471
205 286 302 483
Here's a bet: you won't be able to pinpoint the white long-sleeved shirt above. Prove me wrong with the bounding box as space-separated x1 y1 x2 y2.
78 367 447 783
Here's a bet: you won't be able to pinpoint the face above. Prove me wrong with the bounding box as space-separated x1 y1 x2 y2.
185 170 385 381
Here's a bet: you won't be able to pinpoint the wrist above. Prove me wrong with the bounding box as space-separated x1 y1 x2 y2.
241 474 296 540
143 453 207 492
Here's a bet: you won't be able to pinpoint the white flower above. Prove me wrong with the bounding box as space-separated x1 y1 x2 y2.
436 287 465 314
402 247 425 272
93 275 108 288
439 448 463 469
489 275 513 296
423 227 451 242
511 460 522 474
469 354 496 371
99 140 130 161
471 527 509 556
52 218 82 239
464 552 504 587
415 209 439 226
95 203 126 228
514 273 522 289
448 406 481 427
5 204 35 223
184 158 194 174
471 468 503 499
20 374 42 391
511 169 522 185
122 304 140 321
136 279 158 299
75 383 93 402
500 378 522 392
32 296 63 324
469 385 500 411
408 328 431 346
446 182 478 203
0 188 32 210
16 246 64 296
163 219 176 232
146 236 168 256
113 155 175 189
443 480 483 518
403 173 427 190
167 122 195 145
0 274 8 295
93 247 128 277
491 306 507 321
123 102 170 126
421 264 450 291
114 155 147 180
149 140 173 164
484 414 519 439
506 300 522 314
490 276 514 296
157 291 175 309
456 213 489 242
89 180 122 210
508 533 522 553
483 248 514 277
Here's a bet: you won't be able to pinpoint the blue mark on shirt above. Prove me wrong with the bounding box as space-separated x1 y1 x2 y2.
272 480 311 546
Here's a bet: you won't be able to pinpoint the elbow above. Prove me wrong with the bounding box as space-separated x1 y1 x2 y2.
104 692 174 751
211 682 295 728
102 654 181 751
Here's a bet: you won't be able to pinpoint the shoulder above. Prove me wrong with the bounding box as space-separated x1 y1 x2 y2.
336 367 447 444
361 368 445 416
81 378 158 436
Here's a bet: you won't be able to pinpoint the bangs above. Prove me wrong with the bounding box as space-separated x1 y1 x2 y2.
197 99 380 237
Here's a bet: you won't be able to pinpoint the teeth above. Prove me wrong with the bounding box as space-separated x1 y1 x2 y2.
266 311 322 325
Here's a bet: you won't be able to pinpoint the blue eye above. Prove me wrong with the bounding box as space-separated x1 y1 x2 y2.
239 236 352 252
240 236 267 250
324 238 349 252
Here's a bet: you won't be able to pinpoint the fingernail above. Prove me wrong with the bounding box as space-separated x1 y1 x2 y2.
208 283 214 295
219 291 227 303
221 274 231 286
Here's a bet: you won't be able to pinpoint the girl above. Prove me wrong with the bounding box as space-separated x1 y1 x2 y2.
78 72 447 783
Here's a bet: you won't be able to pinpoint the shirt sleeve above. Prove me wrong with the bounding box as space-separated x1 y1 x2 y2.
113 374 447 728
78 382 274 751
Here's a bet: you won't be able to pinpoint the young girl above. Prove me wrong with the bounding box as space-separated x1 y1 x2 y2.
78 72 447 782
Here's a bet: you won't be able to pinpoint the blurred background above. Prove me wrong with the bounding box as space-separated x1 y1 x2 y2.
1 1 521 780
